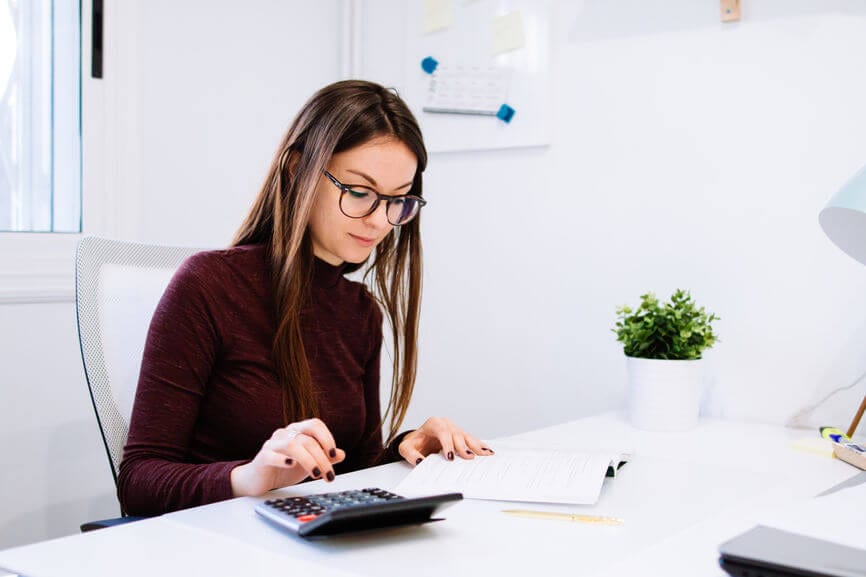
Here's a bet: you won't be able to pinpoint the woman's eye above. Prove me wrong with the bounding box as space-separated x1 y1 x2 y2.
347 188 372 199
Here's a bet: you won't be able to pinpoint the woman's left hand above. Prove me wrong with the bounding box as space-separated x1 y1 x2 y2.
397 416 494 465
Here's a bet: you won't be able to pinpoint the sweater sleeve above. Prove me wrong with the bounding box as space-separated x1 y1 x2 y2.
117 254 246 516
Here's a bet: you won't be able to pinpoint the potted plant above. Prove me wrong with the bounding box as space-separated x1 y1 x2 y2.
613 289 719 431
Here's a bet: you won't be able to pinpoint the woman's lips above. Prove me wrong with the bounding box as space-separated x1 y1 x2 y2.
349 233 375 247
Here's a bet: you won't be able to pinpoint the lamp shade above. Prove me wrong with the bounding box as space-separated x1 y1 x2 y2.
820 164 866 266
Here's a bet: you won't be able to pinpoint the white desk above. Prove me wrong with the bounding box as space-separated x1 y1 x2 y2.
0 412 860 577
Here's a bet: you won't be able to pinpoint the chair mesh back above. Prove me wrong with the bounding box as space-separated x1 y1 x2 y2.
75 237 203 486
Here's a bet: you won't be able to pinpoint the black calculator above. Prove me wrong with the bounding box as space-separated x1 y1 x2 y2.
254 487 463 538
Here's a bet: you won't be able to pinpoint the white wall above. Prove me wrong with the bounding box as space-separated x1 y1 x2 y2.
106 0 345 247
360 0 866 438
5 0 866 550
0 303 117 548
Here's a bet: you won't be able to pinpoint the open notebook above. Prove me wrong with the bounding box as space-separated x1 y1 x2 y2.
396 448 628 505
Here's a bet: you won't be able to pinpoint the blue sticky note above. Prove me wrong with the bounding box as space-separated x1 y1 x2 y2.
496 104 515 123
421 56 439 74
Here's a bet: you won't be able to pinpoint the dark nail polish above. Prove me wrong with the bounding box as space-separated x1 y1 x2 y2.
466 450 473 455
285 458 293 466
415 457 423 465
329 448 337 458
312 467 321 478
447 451 454 461
326 471 335 482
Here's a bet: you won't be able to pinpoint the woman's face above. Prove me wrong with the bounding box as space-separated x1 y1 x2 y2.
309 137 418 265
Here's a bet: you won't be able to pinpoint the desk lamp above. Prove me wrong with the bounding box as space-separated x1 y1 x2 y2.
819 163 866 439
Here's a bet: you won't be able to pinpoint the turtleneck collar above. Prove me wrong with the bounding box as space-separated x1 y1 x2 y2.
312 256 347 288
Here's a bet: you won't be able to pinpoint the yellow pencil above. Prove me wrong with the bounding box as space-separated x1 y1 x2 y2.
502 509 624 525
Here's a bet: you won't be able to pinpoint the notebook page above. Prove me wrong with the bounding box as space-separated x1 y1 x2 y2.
396 449 619 504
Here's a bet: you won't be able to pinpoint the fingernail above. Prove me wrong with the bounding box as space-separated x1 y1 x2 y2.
312 467 321 478
447 451 454 461
329 448 337 458
415 457 423 465
466 450 473 455
326 471 335 482
484 447 495 454
285 458 293 466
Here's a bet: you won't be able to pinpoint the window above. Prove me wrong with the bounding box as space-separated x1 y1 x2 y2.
0 0 81 233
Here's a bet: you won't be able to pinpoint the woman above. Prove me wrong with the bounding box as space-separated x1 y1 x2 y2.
118 80 492 517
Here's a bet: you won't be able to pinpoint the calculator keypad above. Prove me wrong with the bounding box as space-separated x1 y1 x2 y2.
263 488 403 523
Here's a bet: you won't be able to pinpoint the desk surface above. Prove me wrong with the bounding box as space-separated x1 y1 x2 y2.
0 412 859 577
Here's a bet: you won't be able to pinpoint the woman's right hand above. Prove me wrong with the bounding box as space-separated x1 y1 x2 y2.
230 418 346 497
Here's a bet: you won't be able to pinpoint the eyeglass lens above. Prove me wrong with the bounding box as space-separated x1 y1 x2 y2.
340 190 421 225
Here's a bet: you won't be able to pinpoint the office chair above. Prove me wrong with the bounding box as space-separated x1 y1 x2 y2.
75 237 203 531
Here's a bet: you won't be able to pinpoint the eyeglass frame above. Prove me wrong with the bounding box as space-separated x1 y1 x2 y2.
323 170 427 226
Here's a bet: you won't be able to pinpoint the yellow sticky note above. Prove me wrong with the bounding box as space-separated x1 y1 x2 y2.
424 0 453 34
790 437 835 458
491 11 525 55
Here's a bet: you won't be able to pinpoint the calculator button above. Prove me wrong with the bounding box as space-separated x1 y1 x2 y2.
296 514 319 522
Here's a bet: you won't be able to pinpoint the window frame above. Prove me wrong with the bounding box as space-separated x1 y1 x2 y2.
0 0 111 304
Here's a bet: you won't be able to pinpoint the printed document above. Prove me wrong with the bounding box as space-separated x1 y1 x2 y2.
396 449 626 505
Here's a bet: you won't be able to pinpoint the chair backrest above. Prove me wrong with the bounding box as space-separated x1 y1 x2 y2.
75 237 203 486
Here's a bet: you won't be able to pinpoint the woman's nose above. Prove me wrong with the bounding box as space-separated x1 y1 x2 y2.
365 201 392 230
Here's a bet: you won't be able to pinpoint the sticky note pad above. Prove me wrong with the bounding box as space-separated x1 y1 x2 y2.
789 437 835 458
834 442 866 470
423 0 453 34
491 11 525 55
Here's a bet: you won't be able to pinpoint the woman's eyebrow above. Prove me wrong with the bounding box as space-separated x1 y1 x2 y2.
345 168 413 191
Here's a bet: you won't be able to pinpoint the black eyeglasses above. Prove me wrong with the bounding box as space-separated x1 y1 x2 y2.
324 171 426 226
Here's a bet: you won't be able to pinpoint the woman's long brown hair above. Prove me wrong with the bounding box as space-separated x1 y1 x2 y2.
232 80 426 448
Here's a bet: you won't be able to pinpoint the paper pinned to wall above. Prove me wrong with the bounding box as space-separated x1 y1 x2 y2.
491 11 525 55
424 0 454 34
423 64 510 115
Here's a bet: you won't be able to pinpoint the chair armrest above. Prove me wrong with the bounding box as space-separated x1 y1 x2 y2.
80 516 146 532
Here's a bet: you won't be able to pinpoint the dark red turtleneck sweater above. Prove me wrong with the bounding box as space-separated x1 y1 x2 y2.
118 244 389 516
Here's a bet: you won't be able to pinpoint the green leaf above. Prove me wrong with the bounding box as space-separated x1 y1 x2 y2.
613 289 719 360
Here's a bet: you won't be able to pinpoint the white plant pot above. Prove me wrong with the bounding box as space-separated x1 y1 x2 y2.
626 356 704 431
